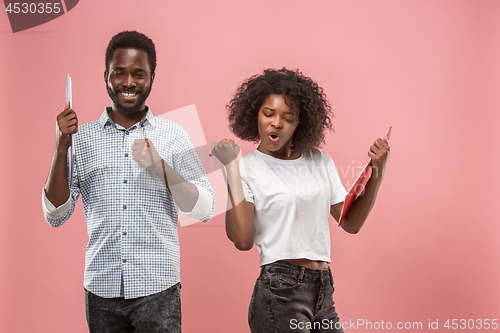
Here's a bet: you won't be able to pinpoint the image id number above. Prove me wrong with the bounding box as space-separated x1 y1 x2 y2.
444 319 498 330
6 3 61 14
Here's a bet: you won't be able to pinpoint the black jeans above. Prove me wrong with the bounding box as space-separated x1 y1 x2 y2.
85 283 181 333
249 261 344 333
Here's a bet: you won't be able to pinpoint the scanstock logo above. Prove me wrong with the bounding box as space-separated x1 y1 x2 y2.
4 0 79 33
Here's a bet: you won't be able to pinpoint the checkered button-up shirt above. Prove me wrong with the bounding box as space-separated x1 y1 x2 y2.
42 108 214 299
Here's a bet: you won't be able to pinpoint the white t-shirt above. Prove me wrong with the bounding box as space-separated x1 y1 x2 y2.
239 149 347 266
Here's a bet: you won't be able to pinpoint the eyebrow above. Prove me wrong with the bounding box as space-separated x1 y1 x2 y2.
113 67 147 72
264 107 295 115
264 107 290 113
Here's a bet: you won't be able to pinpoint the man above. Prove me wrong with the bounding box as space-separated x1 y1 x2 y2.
42 31 214 332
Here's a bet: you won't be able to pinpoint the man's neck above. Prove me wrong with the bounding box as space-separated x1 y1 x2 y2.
108 107 148 129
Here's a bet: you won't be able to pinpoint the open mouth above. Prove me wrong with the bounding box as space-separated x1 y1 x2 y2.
269 132 280 142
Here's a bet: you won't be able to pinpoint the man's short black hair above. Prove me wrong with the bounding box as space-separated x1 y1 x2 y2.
105 31 157 75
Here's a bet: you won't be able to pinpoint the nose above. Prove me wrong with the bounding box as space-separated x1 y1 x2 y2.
271 117 282 129
122 74 136 88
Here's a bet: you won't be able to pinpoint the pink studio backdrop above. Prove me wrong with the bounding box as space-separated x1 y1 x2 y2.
1 1 499 332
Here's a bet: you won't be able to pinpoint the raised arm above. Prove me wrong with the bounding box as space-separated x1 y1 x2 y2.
212 140 255 251
44 100 78 207
331 136 390 234
131 138 211 218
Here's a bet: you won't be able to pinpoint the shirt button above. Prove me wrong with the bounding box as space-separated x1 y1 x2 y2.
123 259 127 263
123 205 127 209
125 131 130 135
125 153 129 157
123 232 127 236
124 179 128 184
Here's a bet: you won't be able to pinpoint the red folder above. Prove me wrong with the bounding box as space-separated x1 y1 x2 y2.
338 127 392 226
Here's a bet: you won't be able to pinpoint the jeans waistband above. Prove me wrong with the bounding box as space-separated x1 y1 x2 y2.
261 261 332 284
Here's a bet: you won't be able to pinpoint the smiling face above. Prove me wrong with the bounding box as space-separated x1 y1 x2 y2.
105 48 154 115
257 94 299 159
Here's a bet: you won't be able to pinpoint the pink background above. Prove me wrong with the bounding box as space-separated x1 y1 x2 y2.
1 0 499 332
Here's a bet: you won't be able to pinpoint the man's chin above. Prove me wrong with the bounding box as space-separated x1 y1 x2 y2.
117 105 144 115
110 97 148 115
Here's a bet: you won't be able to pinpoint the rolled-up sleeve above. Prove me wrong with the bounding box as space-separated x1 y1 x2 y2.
179 185 213 222
171 125 215 222
41 152 80 227
42 189 73 227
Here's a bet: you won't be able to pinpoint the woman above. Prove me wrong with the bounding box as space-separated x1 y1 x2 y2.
212 68 390 333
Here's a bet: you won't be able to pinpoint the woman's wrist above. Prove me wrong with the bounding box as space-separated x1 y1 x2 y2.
225 159 240 174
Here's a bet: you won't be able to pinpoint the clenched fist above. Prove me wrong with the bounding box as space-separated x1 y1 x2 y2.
132 139 163 173
56 100 78 152
368 136 390 178
211 139 238 166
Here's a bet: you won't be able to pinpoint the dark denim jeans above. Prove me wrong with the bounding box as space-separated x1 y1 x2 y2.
85 283 181 333
249 261 344 333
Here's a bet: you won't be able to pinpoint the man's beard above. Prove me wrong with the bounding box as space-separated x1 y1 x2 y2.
107 85 152 115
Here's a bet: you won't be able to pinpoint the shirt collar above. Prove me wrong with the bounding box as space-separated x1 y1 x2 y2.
98 107 156 130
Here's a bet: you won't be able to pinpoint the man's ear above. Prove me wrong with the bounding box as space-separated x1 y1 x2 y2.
104 70 108 84
151 72 155 84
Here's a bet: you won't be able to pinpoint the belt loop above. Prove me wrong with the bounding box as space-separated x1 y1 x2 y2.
298 267 305 283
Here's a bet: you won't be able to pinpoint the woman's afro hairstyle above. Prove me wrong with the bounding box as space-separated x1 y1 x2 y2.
227 67 333 150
